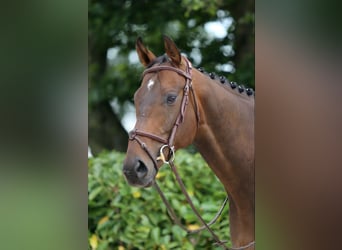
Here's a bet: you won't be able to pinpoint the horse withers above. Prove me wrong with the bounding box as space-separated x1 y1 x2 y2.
123 36 254 249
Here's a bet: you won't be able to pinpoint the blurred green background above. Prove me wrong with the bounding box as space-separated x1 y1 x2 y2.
88 150 228 249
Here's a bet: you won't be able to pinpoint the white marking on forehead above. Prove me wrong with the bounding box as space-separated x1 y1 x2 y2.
147 79 155 91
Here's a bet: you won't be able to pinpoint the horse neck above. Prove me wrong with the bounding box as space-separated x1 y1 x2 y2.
192 71 254 203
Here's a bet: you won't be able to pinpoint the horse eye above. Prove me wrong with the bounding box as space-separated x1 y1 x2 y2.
166 95 177 105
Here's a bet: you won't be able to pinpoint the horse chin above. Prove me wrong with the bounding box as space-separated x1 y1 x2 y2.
131 180 154 188
140 176 155 188
125 174 155 188
143 180 154 188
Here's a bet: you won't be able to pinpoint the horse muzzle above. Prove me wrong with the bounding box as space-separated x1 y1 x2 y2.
123 156 156 187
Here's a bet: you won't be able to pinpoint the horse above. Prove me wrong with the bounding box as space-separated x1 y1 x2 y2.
123 35 255 249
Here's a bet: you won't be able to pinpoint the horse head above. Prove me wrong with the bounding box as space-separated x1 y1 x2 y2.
123 36 199 187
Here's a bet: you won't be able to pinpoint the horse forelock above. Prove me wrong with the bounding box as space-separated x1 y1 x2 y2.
146 54 169 69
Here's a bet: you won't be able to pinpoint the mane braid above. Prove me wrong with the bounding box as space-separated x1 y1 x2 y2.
197 67 255 97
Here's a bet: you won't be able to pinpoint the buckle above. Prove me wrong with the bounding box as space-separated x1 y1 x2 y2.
156 144 175 164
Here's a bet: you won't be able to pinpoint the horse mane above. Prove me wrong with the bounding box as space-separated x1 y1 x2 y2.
145 55 254 97
196 67 255 97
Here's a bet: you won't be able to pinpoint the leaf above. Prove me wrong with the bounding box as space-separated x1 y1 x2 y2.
89 234 98 249
89 186 103 201
187 224 200 231
98 216 109 226
161 235 171 245
201 203 221 212
132 190 141 198
171 225 187 241
151 227 160 243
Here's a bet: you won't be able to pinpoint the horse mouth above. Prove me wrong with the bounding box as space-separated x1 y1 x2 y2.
124 173 155 188
144 180 154 188
127 180 154 188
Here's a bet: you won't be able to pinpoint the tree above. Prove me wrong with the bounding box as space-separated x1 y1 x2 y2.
88 0 254 154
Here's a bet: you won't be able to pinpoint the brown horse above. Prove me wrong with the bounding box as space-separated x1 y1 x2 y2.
123 36 254 249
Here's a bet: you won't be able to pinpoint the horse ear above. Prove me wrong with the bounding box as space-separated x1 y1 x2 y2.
163 35 181 66
136 37 156 67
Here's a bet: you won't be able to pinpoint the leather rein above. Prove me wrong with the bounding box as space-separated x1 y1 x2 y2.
128 57 255 250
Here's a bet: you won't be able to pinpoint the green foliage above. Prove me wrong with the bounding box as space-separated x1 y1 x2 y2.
88 150 229 249
181 0 219 17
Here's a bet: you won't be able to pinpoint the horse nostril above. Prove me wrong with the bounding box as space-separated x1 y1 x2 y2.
135 160 148 178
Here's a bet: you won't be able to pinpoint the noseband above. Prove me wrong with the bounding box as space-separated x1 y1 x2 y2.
128 57 200 171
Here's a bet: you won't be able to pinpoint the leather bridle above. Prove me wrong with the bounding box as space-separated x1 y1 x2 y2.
128 56 200 170
128 57 255 250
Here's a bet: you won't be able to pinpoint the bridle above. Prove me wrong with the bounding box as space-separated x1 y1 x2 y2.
128 57 255 250
129 56 199 172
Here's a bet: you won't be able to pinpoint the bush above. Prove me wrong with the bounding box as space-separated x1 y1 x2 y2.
88 150 230 250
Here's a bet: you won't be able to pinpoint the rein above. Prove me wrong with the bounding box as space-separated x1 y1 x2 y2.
128 57 255 250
